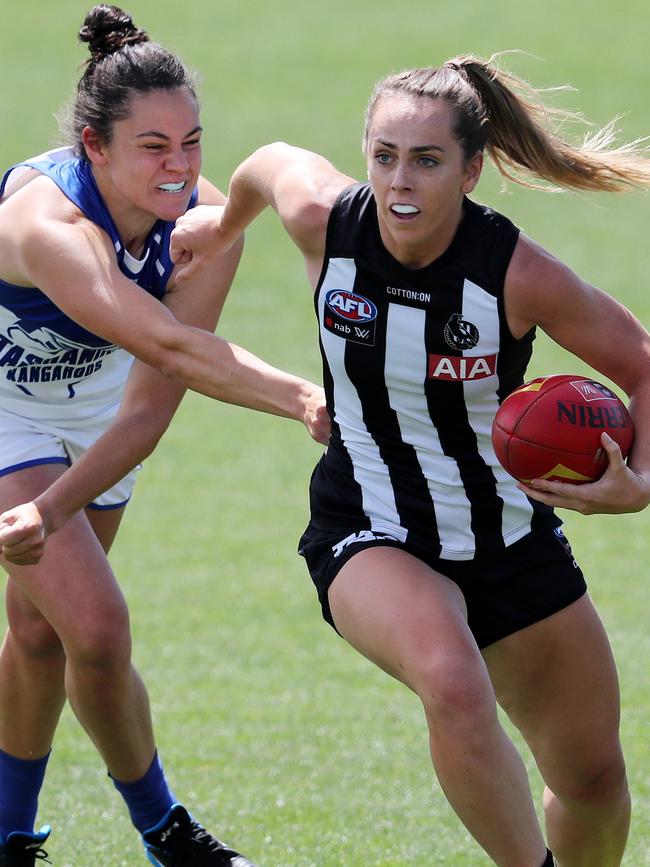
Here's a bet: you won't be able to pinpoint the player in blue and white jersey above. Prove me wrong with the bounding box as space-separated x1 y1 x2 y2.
167 57 650 866
0 5 327 866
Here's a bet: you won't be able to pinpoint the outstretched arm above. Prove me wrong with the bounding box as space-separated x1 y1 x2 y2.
171 142 355 282
0 173 329 564
1 173 329 434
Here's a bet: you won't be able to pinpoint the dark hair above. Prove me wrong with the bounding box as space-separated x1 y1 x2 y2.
363 54 650 192
65 4 198 158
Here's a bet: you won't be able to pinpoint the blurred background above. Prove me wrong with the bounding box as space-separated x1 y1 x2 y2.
1 2 649 864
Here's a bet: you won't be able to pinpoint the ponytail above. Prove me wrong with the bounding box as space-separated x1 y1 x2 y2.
364 54 650 193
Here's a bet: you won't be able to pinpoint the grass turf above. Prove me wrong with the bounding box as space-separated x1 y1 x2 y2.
1 1 649 864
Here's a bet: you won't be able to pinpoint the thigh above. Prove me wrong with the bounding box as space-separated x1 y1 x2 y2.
1 465 128 642
328 546 482 690
483 594 622 789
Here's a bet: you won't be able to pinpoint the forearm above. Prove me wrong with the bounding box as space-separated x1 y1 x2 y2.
34 410 169 534
164 328 321 423
219 146 279 239
626 379 650 491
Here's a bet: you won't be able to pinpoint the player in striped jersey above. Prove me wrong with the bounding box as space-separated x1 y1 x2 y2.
0 5 326 866
168 56 650 866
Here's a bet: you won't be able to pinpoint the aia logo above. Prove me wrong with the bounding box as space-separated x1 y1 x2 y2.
428 353 497 381
444 313 479 350
325 290 377 322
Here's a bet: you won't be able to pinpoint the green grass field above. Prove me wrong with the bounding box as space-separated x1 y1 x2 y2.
1 1 650 864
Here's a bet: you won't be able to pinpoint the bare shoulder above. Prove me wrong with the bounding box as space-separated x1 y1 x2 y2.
505 233 589 337
0 167 42 203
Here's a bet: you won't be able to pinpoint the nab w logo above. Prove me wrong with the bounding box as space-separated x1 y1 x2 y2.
325 290 377 322
323 289 377 346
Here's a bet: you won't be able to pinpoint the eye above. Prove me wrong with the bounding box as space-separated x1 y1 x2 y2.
374 152 393 165
183 137 202 150
418 156 438 167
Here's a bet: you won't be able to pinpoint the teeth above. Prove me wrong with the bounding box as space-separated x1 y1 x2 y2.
391 204 419 214
158 182 186 192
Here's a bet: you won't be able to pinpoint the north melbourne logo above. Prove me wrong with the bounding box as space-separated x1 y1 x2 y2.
444 313 479 350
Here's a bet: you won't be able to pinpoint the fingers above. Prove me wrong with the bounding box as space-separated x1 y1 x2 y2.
0 540 45 567
600 431 624 464
0 505 47 565
172 257 202 283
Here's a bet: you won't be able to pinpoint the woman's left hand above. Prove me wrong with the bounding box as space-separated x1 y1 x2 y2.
518 432 650 515
0 501 47 565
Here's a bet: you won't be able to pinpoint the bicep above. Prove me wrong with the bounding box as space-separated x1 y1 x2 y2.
19 218 182 364
506 235 650 395
254 144 352 257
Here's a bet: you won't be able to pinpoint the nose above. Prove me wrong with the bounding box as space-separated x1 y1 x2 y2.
390 160 413 190
164 148 190 173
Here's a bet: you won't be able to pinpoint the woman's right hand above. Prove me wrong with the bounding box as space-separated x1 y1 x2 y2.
0 502 47 566
170 204 232 281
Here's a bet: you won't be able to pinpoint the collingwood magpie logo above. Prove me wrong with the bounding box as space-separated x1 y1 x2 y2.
444 314 479 350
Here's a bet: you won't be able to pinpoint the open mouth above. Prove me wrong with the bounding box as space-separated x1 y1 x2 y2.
390 204 420 216
157 181 187 193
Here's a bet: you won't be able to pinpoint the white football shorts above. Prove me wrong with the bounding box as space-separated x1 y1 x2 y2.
0 404 139 509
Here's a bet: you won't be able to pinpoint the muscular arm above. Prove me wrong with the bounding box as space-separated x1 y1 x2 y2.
1 174 326 434
171 142 355 285
0 173 329 561
505 235 650 513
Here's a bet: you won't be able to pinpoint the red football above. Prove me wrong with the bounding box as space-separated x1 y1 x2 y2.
492 374 634 484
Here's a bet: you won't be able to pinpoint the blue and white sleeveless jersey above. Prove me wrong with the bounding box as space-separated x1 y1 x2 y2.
0 149 197 424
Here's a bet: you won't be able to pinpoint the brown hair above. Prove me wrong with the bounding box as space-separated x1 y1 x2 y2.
363 54 650 192
64 4 198 158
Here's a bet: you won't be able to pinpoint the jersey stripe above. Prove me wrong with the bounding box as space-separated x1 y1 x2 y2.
319 258 406 540
310 184 559 560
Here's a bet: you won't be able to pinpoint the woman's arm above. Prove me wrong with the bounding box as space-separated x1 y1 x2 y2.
505 235 650 514
0 174 329 563
170 142 355 283
1 174 328 437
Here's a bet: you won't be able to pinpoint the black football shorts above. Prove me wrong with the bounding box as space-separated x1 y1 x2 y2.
298 524 587 649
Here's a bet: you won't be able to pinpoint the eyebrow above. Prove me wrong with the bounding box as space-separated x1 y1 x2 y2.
136 126 203 140
375 138 446 153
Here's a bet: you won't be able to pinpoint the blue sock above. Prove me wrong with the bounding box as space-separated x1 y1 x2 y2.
111 752 176 833
0 747 50 839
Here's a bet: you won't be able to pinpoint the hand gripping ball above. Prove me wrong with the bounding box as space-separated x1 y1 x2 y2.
492 374 634 484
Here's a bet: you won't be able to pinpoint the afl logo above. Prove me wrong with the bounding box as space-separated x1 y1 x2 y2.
325 290 377 322
444 313 479 350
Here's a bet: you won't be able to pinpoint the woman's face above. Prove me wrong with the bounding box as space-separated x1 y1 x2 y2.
84 86 202 227
366 93 482 267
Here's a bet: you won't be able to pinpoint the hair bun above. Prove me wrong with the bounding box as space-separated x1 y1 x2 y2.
79 4 148 64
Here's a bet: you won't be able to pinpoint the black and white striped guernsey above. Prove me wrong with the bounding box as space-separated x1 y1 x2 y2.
309 183 559 561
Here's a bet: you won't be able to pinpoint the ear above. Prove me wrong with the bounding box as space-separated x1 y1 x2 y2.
82 126 108 166
462 150 483 194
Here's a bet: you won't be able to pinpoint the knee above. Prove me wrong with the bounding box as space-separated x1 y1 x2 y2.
7 605 63 662
553 748 628 807
413 652 496 732
65 599 133 672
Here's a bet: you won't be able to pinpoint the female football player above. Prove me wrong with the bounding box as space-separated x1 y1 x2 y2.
0 4 326 865
163 55 650 866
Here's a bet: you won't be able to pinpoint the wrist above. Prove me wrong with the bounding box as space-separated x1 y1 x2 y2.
32 492 63 536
